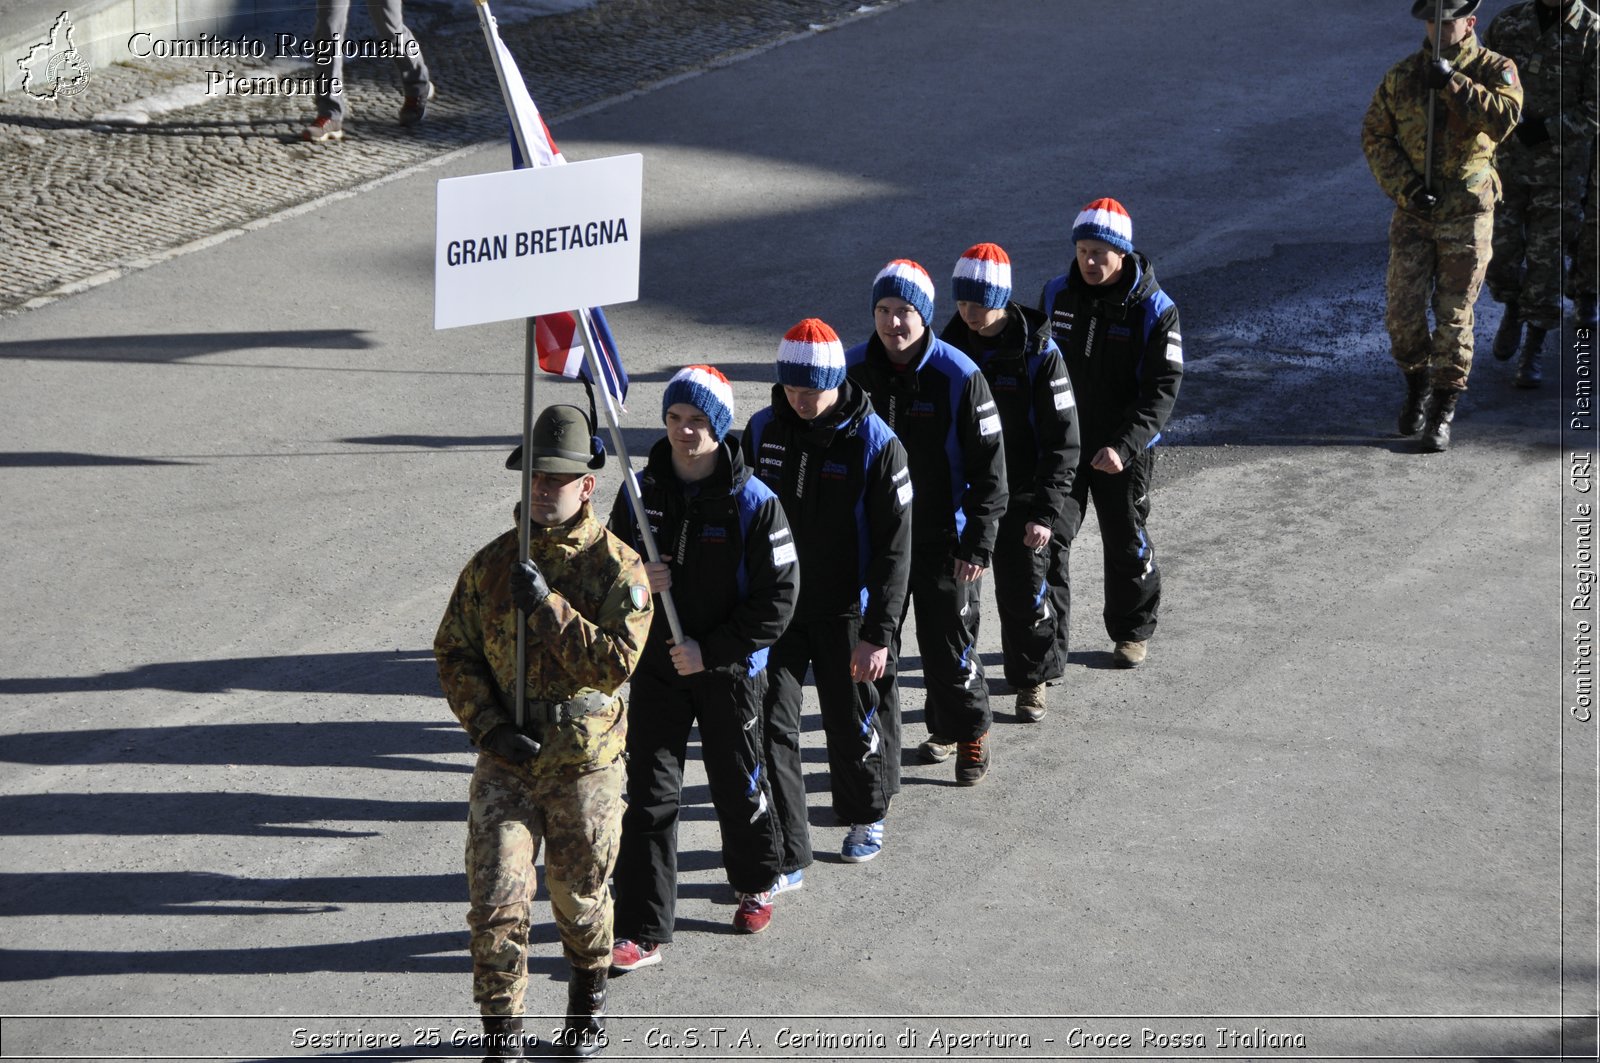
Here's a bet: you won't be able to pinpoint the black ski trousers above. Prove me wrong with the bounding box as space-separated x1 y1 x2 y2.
764 613 900 872
613 667 780 944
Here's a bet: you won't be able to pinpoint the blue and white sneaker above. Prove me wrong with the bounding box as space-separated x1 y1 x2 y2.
841 821 884 863
772 868 805 895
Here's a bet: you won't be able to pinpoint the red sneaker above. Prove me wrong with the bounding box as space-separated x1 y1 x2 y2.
609 938 661 972
300 115 343 143
733 890 774 934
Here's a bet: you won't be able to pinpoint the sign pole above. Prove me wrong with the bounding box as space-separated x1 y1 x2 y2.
477 0 537 730
576 308 685 644
514 320 536 730
1423 0 1444 195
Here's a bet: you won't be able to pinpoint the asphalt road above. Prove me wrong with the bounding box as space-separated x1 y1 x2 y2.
1 0 1595 1059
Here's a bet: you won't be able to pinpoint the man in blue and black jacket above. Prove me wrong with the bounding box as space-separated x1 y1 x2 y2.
1038 198 1182 668
941 243 1080 722
847 260 1007 786
606 365 798 972
744 318 912 868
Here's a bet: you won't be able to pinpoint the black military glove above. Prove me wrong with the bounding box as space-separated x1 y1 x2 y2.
1402 180 1438 213
509 558 551 613
1424 58 1453 90
1515 117 1551 147
480 724 540 763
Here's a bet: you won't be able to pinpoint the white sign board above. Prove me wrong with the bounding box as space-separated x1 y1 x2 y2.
434 153 642 330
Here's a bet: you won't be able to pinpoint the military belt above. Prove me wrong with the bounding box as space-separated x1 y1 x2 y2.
520 691 615 730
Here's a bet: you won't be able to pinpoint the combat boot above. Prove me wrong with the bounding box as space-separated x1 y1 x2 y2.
1576 294 1598 329
1513 325 1546 389
1397 370 1429 436
1491 301 1521 361
480 1016 525 1062
564 965 607 1057
1418 390 1460 453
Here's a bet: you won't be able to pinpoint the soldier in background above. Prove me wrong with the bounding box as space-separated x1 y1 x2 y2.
1484 0 1598 385
1362 0 1522 452
435 404 653 1061
1570 141 1600 329
940 244 1079 721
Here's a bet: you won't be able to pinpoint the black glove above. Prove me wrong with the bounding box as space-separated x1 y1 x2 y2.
480 724 540 763
1402 180 1438 213
1515 117 1551 147
1424 58 1452 90
509 559 551 613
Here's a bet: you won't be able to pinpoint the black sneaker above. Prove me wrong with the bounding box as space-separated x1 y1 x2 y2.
399 83 435 126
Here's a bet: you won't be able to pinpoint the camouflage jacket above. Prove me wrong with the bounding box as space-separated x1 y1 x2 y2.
434 500 653 775
1485 0 1598 156
1362 32 1523 218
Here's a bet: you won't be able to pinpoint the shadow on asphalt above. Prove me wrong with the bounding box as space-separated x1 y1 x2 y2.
0 869 461 917
0 330 373 363
0 451 196 466
0 649 443 697
0 790 459 837
0 930 473 982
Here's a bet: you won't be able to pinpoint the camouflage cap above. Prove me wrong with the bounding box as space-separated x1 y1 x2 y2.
505 404 606 473
1411 0 1481 19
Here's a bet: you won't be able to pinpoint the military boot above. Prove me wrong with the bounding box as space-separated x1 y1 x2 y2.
1418 390 1460 453
1491 301 1521 361
1513 325 1546 389
1576 294 1598 329
480 1016 525 1063
1397 370 1430 436
565 965 607 1057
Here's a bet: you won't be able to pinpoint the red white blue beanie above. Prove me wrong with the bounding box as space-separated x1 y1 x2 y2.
1071 198 1134 255
870 259 936 327
952 243 1012 310
662 364 735 441
776 318 846 390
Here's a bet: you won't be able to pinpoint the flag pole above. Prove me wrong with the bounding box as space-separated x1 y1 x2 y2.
576 307 686 643
477 0 536 730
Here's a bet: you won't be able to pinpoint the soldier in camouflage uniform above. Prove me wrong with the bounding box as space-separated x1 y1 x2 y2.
1362 0 1523 452
435 404 653 1061
1571 140 1600 327
1485 0 1598 385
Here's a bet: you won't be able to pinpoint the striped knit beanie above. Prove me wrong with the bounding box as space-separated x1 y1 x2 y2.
662 364 735 441
870 259 936 326
951 243 1012 309
776 318 846 390
1071 198 1134 254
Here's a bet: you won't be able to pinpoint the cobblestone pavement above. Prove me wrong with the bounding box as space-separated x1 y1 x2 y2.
0 0 884 315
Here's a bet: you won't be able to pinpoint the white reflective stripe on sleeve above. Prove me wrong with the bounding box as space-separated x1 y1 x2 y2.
978 414 1002 437
897 482 914 507
1165 334 1183 366
1054 389 1076 411
771 542 798 566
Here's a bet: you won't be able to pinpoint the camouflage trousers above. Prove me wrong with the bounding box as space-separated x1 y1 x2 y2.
1385 208 1493 391
1570 142 1599 300
1487 143 1588 328
465 752 624 1017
